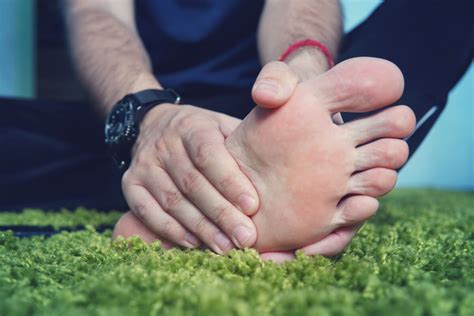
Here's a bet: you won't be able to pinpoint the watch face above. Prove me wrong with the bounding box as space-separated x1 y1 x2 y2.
105 99 136 145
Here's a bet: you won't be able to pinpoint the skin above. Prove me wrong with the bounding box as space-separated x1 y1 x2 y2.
65 0 259 253
65 0 347 254
114 57 416 259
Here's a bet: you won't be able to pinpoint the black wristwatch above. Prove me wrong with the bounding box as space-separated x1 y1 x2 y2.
105 89 181 169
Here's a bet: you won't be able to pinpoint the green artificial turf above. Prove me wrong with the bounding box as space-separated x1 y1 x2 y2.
0 208 122 228
0 189 473 315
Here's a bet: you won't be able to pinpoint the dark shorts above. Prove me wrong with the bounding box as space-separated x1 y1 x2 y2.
1 0 472 211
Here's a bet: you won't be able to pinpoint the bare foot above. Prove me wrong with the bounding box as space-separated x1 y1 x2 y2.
112 211 175 250
225 57 415 252
113 57 415 254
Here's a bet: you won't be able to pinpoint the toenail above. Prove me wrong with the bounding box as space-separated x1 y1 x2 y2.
255 80 280 96
232 225 252 248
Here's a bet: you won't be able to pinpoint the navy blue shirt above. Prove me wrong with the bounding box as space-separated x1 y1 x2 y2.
135 0 264 118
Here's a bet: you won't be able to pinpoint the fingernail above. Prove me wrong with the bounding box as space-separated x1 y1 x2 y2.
232 225 252 249
184 232 200 248
214 232 233 254
237 194 257 213
255 80 280 96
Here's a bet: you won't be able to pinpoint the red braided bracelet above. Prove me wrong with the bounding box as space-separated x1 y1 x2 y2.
278 39 334 68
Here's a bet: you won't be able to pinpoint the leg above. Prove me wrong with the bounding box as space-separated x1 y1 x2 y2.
338 0 473 157
0 98 127 211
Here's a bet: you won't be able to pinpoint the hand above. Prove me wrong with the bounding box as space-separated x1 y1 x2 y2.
121 103 259 254
252 59 368 262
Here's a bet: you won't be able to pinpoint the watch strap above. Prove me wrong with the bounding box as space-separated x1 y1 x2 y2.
131 88 181 124
131 88 180 107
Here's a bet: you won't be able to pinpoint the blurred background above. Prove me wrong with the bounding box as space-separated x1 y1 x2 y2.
0 0 472 190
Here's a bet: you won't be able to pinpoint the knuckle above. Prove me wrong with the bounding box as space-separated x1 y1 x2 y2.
159 219 177 239
161 190 182 211
174 112 197 130
132 202 149 223
213 203 235 227
219 174 238 192
153 137 168 156
133 150 153 168
192 140 215 168
194 215 209 236
181 170 202 194
121 170 133 188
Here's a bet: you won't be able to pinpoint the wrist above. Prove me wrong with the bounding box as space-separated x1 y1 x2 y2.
284 47 330 80
104 72 162 116
140 103 178 130
132 102 178 157
130 72 163 94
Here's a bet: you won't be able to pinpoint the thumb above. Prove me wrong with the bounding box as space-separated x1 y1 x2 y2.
252 61 299 109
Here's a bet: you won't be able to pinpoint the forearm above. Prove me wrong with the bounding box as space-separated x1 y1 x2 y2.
65 2 160 117
258 0 342 78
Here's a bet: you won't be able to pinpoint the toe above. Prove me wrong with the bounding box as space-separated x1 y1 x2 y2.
354 138 409 171
348 168 398 197
343 105 416 145
300 224 363 257
252 61 300 109
335 195 379 225
260 251 295 263
305 57 404 114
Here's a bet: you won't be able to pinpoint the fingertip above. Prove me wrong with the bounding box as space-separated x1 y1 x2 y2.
232 223 257 249
237 193 259 216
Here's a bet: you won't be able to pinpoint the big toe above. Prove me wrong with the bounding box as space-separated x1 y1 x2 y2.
304 57 405 114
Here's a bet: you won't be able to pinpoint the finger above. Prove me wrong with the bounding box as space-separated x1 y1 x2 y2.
354 138 409 171
165 144 257 248
252 61 299 109
335 195 379 226
112 211 176 250
142 165 235 254
121 181 198 249
348 168 397 197
300 224 363 257
304 57 405 114
162 143 257 248
215 112 242 138
343 105 416 146
183 127 259 215
260 251 295 263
